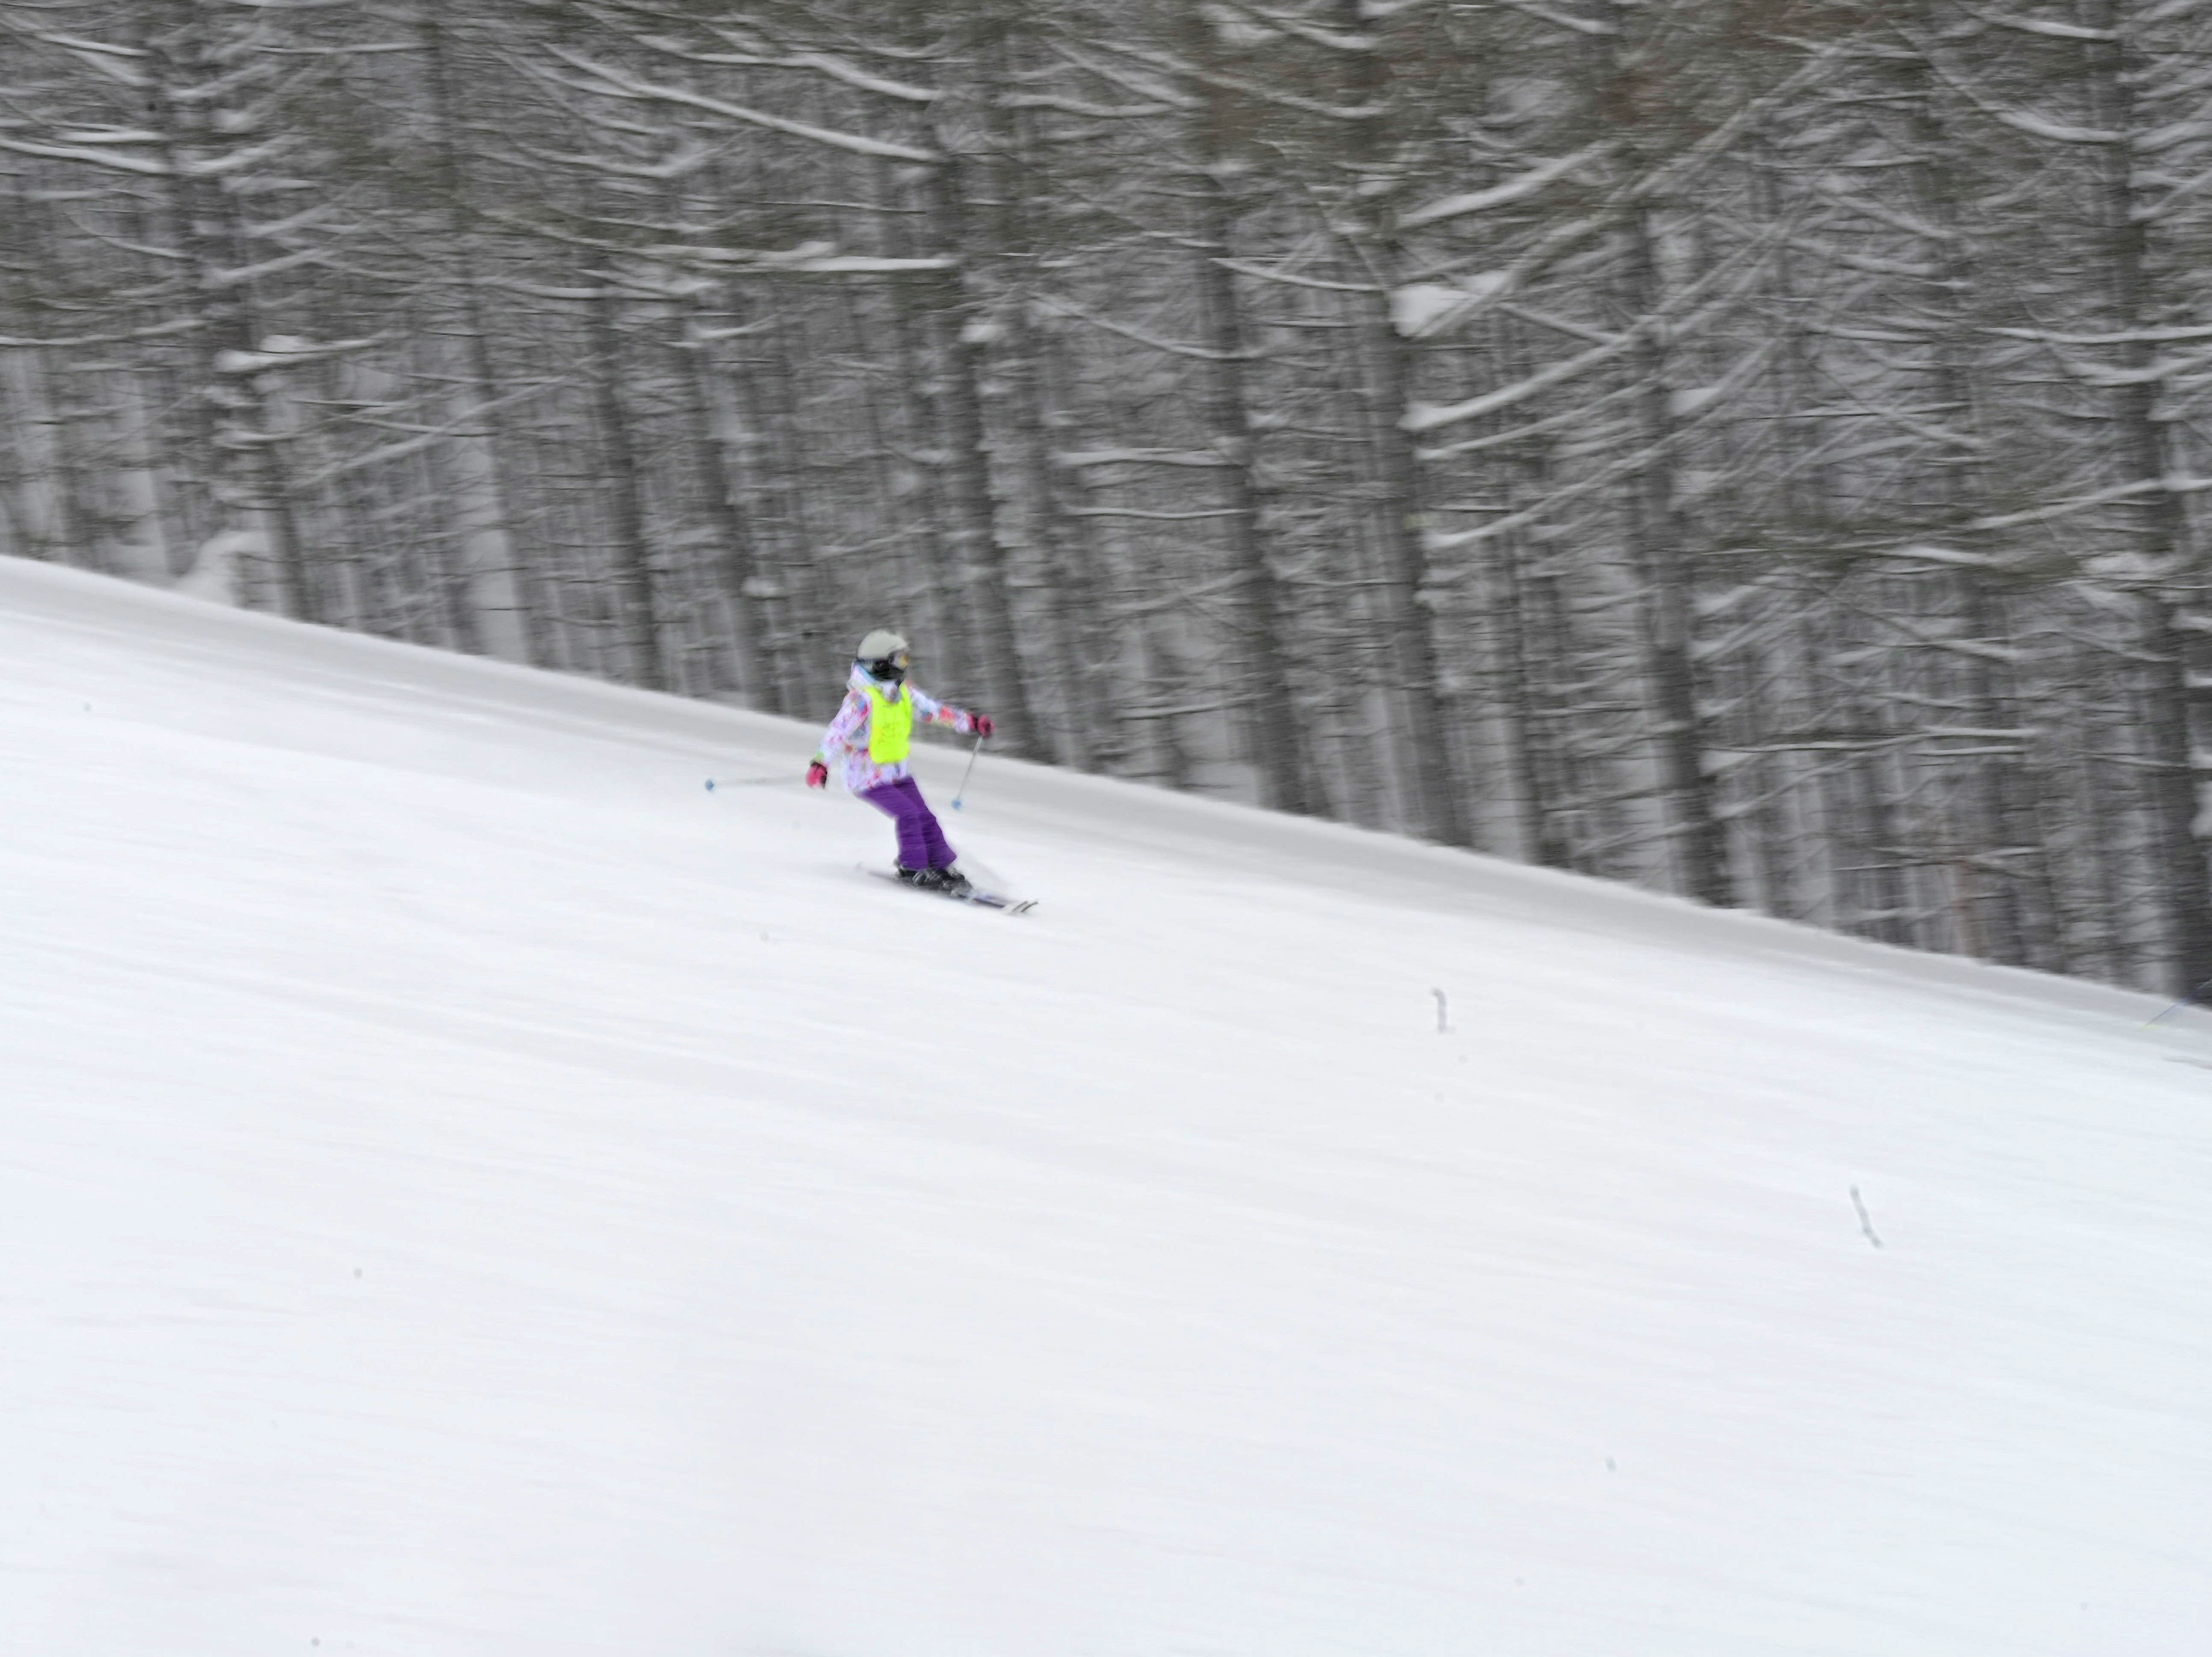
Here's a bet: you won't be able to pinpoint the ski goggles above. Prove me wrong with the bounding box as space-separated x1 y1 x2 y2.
862 651 910 683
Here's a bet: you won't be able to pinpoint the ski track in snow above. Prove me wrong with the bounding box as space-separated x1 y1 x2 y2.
1 560 2207 1656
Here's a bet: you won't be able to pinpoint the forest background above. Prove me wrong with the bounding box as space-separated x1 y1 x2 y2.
3 0 2209 993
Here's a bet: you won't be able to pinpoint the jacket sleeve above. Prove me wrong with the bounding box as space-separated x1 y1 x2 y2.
908 687 975 734
816 688 869 759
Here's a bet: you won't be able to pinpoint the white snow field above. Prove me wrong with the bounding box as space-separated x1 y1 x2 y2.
2 559 2208 1657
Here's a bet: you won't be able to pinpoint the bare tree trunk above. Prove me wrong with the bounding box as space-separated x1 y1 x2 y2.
1180 13 1313 814
1332 0 1472 847
414 386 490 654
2079 0 2212 992
138 0 315 619
871 170 971 692
584 282 665 691
1616 204 1733 905
919 149 1042 752
665 301 771 706
421 11 552 666
1887 18 2036 964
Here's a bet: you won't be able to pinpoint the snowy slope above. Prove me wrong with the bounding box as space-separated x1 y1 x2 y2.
2 558 2207 1657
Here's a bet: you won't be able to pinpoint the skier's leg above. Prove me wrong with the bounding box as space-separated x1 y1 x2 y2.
897 776 957 869
861 780 931 870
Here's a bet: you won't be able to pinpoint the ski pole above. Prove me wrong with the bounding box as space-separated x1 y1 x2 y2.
2145 977 2212 1027
704 775 795 792
950 733 985 810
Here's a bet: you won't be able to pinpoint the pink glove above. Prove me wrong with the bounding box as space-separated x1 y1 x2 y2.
806 760 828 789
971 713 995 739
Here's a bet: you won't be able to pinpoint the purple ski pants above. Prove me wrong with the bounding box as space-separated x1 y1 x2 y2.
861 775 956 871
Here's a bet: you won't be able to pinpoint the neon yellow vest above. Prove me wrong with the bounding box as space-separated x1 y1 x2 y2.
864 681 914 763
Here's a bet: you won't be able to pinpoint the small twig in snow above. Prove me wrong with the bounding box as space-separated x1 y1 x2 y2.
1850 1186 1884 1250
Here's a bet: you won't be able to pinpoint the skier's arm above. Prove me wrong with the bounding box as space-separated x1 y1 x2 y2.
814 688 869 761
910 687 988 736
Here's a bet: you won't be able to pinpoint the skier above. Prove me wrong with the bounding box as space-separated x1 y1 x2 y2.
807 629 993 893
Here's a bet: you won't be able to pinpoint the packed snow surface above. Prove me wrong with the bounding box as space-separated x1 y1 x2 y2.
2 559 2207 1656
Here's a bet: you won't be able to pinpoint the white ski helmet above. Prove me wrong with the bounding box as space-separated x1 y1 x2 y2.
855 628 911 682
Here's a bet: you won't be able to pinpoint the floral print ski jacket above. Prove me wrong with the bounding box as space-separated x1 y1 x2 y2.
813 665 981 794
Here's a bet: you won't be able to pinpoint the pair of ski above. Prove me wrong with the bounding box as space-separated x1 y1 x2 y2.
865 866 1036 916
